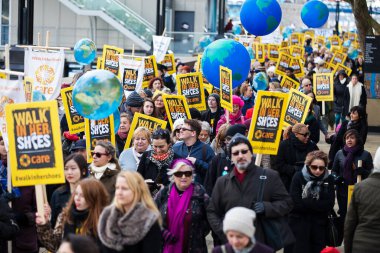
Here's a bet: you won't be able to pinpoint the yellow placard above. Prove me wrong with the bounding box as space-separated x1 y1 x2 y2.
283 89 313 128
248 91 288 155
330 51 347 66
281 41 289 48
347 185 355 208
279 47 291 56
61 87 85 134
219 66 233 112
203 81 213 95
348 32 357 42
5 101 65 186
160 54 176 75
316 36 325 48
275 53 293 77
333 63 352 77
142 55 159 89
290 58 305 78
23 77 33 102
100 45 124 76
255 44 265 63
268 44 280 61
290 45 305 59
195 54 202 72
313 73 334 101
290 33 303 46
254 36 261 44
85 115 115 163
96 57 102 69
162 94 191 129
124 113 167 149
329 35 341 47
176 72 206 111
280 75 300 90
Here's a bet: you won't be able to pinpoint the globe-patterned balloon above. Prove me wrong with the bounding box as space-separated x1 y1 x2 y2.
32 90 46 102
301 0 329 28
198 36 212 49
240 0 282 36
348 47 359 60
73 70 123 120
232 24 242 35
201 39 251 89
252 72 268 91
113 109 120 134
74 38 97 65
246 46 255 59
343 40 351 48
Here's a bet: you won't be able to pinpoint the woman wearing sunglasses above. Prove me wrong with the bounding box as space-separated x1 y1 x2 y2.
155 158 210 253
288 150 335 253
36 179 109 252
89 141 121 198
137 129 180 196
331 129 373 239
272 123 319 190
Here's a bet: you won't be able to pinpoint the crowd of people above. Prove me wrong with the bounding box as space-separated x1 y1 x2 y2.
0 29 379 253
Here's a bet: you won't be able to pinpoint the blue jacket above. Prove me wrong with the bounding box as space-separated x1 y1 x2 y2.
173 140 215 184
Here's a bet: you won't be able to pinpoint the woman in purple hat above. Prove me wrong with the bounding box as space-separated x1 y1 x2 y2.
155 158 210 253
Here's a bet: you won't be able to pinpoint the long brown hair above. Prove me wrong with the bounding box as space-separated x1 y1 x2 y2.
139 98 158 118
63 178 109 237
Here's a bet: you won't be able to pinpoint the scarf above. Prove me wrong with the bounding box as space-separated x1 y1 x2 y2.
132 148 144 167
301 165 329 200
228 109 244 124
347 82 362 111
340 78 346 84
98 203 159 251
149 149 174 173
164 184 194 253
290 133 308 151
117 129 128 140
347 120 361 131
90 163 117 180
233 243 255 253
64 206 89 236
343 145 363 184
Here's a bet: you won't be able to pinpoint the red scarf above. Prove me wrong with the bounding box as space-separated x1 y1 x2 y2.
233 167 247 183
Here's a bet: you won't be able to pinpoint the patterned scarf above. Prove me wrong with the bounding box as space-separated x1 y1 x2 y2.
301 165 329 200
343 144 363 184
149 149 174 171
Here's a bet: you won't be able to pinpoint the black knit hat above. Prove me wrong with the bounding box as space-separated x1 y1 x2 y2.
226 124 247 137
228 133 253 156
125 91 144 107
143 88 153 98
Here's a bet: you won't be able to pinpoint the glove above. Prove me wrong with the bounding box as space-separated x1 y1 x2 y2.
354 167 365 177
162 229 178 244
254 202 265 214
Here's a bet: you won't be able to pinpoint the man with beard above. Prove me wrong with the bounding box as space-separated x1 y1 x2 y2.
207 134 293 246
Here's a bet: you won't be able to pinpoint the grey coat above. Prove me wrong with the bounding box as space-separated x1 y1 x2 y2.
344 173 380 253
207 163 293 244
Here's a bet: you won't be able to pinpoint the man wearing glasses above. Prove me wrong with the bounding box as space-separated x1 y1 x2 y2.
207 133 293 246
173 119 215 184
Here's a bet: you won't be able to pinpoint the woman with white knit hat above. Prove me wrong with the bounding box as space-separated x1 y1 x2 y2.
212 207 274 253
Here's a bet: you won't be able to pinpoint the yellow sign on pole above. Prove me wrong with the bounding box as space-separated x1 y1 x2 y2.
162 94 191 129
313 73 334 101
6 101 65 186
219 66 233 112
101 45 124 76
248 91 288 155
61 87 85 134
176 72 206 111
283 89 313 128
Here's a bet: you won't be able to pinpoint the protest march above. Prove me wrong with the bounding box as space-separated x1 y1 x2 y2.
0 1 380 253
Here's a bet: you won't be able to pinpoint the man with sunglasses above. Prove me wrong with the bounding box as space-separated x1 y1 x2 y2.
173 119 215 184
207 134 293 246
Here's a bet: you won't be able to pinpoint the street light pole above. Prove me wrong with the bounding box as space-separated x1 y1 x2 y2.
335 0 340 36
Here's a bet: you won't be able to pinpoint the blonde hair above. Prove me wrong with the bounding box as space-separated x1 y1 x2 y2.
292 123 307 134
114 171 162 224
132 127 152 144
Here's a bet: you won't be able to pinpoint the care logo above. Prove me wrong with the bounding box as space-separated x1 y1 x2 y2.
19 154 31 167
35 65 55 85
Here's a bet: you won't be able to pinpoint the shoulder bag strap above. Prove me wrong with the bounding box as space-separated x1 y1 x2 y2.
256 168 267 202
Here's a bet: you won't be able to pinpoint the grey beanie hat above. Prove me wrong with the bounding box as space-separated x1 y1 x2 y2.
125 91 144 107
223 207 256 238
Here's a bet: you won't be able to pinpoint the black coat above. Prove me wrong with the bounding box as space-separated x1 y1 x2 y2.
49 185 71 227
289 171 335 253
333 71 349 113
115 134 126 157
100 222 162 253
0 194 19 252
201 108 224 141
272 135 319 190
212 242 274 253
204 152 233 196
342 85 367 118
304 113 320 144
207 164 293 244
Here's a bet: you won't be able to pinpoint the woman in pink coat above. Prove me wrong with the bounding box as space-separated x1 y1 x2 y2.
216 95 245 134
